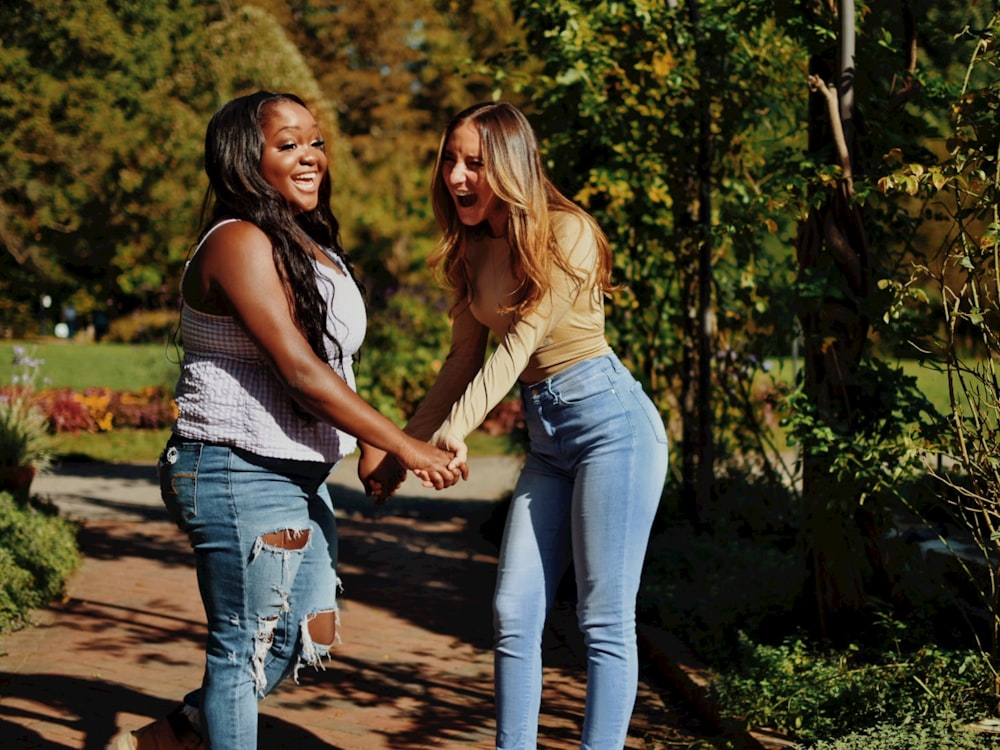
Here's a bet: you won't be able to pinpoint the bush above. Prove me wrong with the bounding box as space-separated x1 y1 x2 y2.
639 522 804 662
709 633 994 745
106 309 179 344
0 492 81 632
34 387 100 433
101 386 178 429
355 286 452 424
639 468 1000 747
0 545 35 627
804 716 1000 749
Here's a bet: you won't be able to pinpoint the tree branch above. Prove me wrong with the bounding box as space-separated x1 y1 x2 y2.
807 73 853 191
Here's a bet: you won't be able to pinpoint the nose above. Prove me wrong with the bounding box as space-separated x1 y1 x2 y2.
448 161 467 187
301 142 324 164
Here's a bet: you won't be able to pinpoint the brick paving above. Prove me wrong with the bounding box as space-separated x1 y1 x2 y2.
0 459 724 749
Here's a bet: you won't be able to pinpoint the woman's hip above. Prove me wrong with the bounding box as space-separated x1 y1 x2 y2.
158 437 334 543
519 354 667 456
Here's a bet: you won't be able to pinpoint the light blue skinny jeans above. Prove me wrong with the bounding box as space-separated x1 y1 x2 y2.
494 353 668 750
158 438 341 750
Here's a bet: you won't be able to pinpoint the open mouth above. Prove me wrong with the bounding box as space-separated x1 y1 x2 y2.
457 193 477 208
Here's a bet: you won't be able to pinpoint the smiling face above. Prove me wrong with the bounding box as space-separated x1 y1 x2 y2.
259 100 328 213
441 120 508 236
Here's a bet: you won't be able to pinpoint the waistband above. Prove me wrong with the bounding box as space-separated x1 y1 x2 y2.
166 434 335 479
520 353 627 399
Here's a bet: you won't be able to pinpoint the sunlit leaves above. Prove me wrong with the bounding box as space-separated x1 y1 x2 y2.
0 0 210 316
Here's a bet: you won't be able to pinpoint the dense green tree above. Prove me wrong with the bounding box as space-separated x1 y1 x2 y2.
493 0 806 520
244 0 525 283
0 1 372 335
776 0 996 635
0 0 525 419
0 0 211 330
878 10 1000 681
239 0 528 418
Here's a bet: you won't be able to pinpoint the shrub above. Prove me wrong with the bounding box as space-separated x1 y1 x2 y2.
101 386 178 429
0 545 35 627
0 347 54 475
35 387 100 433
355 286 452 423
710 633 995 746
640 468 1000 747
639 523 804 662
0 492 81 632
106 309 179 344
804 717 1000 749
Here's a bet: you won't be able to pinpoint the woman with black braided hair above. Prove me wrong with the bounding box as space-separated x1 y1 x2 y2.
109 91 466 750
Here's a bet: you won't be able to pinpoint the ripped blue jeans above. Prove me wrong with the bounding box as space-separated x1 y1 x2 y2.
158 438 341 750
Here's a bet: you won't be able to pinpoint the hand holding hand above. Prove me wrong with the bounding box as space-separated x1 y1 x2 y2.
359 447 406 504
437 434 470 483
398 437 461 491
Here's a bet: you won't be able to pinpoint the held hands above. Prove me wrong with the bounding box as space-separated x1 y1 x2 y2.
359 436 470 505
359 448 406 504
402 434 469 491
436 434 469 480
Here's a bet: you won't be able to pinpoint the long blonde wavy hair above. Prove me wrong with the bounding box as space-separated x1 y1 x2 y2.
429 102 615 317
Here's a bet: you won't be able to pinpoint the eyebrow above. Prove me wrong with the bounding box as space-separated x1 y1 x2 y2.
272 123 320 136
442 148 480 159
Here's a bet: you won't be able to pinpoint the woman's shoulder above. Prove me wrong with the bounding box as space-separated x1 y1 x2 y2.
553 207 595 236
551 209 596 258
202 217 266 241
199 219 271 256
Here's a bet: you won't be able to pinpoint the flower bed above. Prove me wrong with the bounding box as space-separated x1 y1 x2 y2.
1 385 177 434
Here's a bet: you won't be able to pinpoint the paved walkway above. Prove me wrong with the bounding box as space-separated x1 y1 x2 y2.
0 457 732 749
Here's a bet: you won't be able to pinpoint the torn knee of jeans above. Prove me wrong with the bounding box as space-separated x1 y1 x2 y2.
306 608 339 648
250 614 280 697
293 608 340 683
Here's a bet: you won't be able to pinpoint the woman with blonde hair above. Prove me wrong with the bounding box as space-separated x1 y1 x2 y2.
364 101 668 749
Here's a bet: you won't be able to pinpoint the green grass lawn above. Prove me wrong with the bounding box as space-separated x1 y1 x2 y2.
0 340 181 391
49 427 173 463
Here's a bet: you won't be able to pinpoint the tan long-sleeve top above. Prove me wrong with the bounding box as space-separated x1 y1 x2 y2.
405 211 612 444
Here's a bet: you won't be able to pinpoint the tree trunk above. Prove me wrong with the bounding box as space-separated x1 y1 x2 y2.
679 0 715 527
795 0 874 636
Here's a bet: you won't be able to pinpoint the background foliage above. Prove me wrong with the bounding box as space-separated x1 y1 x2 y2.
6 2 1000 745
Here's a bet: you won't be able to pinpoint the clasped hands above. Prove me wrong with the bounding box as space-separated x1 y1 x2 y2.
359 435 469 505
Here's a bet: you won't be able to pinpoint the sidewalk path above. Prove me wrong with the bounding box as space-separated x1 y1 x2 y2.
0 457 727 749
